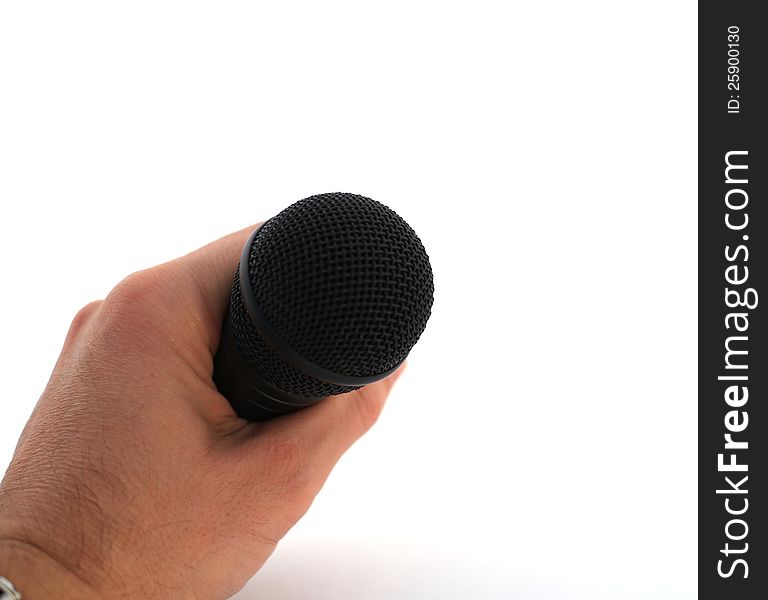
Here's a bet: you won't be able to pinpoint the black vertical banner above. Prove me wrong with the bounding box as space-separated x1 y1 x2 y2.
700 3 767 599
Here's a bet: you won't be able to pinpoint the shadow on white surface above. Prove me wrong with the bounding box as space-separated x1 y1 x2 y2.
231 541 554 600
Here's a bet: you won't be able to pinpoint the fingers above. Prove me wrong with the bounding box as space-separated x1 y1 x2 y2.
88 223 260 413
164 224 262 354
100 223 259 364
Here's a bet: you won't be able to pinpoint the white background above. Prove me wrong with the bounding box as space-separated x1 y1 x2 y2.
0 2 697 598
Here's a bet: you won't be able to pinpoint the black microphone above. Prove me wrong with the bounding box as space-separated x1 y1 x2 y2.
212 192 434 421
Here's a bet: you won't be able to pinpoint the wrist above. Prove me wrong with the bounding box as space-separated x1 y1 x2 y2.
0 539 101 600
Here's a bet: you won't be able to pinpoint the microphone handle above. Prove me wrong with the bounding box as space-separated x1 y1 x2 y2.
212 314 321 421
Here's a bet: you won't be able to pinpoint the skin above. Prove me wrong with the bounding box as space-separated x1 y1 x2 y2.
0 225 403 599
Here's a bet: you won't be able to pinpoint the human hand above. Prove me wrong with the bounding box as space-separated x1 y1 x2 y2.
0 225 403 599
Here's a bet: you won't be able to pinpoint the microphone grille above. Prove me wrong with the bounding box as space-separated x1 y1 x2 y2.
229 192 434 397
229 269 360 398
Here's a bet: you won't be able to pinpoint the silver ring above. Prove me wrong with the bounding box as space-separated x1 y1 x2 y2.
0 576 22 600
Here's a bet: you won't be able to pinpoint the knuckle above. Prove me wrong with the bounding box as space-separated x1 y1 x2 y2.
110 268 165 305
68 300 103 337
104 268 167 322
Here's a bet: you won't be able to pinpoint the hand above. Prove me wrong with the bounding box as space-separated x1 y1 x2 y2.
0 225 403 599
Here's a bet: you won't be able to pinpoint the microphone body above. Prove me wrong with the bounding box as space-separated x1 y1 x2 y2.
212 193 434 421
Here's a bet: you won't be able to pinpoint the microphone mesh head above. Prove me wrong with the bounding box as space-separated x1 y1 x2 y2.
229 192 434 398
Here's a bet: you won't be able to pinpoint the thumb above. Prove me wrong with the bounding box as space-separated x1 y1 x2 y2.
240 363 406 481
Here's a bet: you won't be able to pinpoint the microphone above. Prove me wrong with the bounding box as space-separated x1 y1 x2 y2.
212 192 434 421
